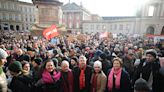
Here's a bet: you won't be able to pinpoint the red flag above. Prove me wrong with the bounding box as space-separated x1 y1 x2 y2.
43 25 59 40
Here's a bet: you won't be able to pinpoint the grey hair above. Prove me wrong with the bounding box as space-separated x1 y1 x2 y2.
61 60 69 67
94 60 102 69
79 55 87 61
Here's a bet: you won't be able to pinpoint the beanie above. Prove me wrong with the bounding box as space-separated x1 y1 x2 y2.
71 56 78 62
134 77 150 91
146 49 157 58
100 53 107 60
34 58 43 65
23 55 30 62
8 61 22 73
0 48 8 59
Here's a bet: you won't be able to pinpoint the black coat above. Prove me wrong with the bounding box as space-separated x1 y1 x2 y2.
73 65 92 92
9 75 32 92
133 59 164 92
106 69 131 92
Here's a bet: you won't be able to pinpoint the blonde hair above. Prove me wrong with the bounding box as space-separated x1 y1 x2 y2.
112 57 123 67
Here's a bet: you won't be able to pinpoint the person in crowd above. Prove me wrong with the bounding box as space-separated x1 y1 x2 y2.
133 49 164 92
134 77 151 92
123 49 135 78
8 61 32 92
90 60 107 92
70 56 78 69
73 55 92 92
60 60 74 92
31 58 43 92
0 48 8 92
99 53 112 76
35 59 61 92
21 61 32 76
12 48 31 63
31 58 42 82
107 57 131 92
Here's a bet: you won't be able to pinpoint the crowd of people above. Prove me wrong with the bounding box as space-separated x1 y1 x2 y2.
0 30 163 92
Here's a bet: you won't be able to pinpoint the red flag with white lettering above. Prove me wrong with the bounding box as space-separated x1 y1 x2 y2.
43 25 59 40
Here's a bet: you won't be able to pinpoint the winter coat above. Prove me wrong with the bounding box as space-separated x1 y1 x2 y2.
9 74 32 92
73 65 92 92
133 59 164 92
0 72 8 92
106 69 131 92
90 71 107 92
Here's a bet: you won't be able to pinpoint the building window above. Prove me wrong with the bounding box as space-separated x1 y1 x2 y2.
18 15 21 21
119 24 123 30
102 25 106 30
0 2 2 8
91 25 94 30
0 13 2 20
126 24 129 30
76 23 79 28
5 14 9 20
96 25 100 30
9 14 12 20
85 25 88 30
110 25 112 30
15 15 19 21
69 14 72 20
5 2 8 9
148 6 155 16
12 4 15 10
2 13 5 20
114 24 117 30
69 23 72 28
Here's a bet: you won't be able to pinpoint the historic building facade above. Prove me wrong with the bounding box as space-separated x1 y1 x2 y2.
0 0 37 31
32 0 63 25
62 2 91 32
82 0 164 35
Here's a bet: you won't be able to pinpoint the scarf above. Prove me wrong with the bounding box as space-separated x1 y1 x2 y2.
62 69 74 92
91 74 98 92
79 66 86 90
42 70 61 84
108 68 122 91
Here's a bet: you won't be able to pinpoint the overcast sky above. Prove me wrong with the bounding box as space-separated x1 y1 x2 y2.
19 0 149 16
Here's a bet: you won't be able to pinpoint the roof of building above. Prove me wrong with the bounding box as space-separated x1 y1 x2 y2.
62 2 90 13
32 0 63 5
18 1 34 6
62 3 81 10
102 16 136 20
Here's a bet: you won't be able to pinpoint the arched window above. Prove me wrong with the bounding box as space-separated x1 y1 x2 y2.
10 25 14 30
16 25 19 31
146 26 154 34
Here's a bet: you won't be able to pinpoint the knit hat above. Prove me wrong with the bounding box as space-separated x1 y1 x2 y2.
134 77 150 91
8 61 22 73
23 55 30 62
34 58 43 65
99 53 107 60
0 48 8 59
146 49 157 58
71 56 78 62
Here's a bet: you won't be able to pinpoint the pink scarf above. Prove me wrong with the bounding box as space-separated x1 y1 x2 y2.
42 70 61 84
108 68 122 91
